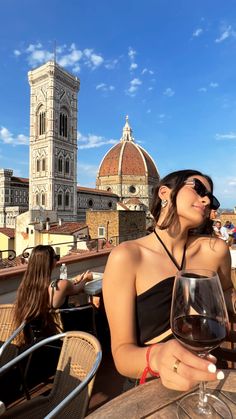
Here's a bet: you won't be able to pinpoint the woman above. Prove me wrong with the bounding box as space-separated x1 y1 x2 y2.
14 245 93 342
103 169 235 391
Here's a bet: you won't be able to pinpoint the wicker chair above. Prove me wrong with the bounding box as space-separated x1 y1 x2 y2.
0 331 102 418
0 304 19 367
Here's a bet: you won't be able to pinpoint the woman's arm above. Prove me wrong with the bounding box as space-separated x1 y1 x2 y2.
214 238 236 312
103 243 223 391
49 271 93 308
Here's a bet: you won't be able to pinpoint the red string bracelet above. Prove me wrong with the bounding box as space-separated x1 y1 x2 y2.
139 343 160 385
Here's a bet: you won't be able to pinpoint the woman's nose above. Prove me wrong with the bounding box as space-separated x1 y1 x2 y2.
201 195 211 207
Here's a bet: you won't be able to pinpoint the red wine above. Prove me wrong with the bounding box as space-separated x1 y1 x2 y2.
172 315 227 353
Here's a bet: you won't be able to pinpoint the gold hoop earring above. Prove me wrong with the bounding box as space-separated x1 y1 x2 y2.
161 199 168 208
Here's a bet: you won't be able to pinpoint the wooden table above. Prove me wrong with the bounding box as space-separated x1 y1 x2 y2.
87 371 236 418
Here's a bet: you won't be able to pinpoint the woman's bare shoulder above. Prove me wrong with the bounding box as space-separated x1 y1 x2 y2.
108 239 143 264
188 235 229 256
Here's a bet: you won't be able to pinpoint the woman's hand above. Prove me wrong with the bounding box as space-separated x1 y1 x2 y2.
73 270 93 285
150 340 224 391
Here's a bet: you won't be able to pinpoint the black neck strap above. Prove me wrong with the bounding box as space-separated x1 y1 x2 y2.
153 230 186 271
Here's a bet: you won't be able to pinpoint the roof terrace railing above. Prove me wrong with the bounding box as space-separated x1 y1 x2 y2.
0 249 16 261
21 237 108 259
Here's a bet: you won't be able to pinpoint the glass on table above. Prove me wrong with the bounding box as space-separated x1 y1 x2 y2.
171 269 232 419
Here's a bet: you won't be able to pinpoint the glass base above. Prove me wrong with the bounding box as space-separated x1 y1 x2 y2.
177 391 232 418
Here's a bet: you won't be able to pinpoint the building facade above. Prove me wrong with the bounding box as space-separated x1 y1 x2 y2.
0 169 29 228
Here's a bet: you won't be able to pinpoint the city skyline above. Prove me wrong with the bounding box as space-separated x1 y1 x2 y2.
0 1 236 208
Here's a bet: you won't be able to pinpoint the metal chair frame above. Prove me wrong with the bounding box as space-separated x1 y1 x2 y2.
0 331 102 419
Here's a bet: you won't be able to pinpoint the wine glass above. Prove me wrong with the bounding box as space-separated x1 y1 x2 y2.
170 269 232 419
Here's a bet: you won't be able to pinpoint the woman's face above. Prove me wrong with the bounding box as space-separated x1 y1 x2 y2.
175 175 212 228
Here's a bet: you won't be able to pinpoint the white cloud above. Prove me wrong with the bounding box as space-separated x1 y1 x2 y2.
128 47 136 60
130 63 138 71
126 78 142 96
96 83 115 92
146 109 151 114
26 43 42 52
14 42 104 72
193 28 203 37
198 87 207 92
0 126 28 145
163 87 175 97
14 49 21 56
58 44 82 67
128 47 138 73
157 113 166 124
210 82 219 88
215 25 236 43
215 132 236 140
142 68 154 75
77 131 116 149
104 58 119 69
148 87 153 91
25 43 53 66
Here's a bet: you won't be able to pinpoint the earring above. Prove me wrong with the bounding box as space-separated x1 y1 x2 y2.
161 199 168 208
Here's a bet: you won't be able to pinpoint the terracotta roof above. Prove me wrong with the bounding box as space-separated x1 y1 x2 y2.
42 222 87 234
98 140 159 178
77 186 118 197
11 176 29 185
117 202 130 210
125 198 143 205
0 228 15 238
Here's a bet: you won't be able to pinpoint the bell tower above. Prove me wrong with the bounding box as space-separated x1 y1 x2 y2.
28 60 80 221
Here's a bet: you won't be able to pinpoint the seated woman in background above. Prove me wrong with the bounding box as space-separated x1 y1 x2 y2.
14 245 93 343
103 169 235 391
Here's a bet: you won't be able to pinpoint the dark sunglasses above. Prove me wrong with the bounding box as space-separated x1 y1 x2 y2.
184 178 220 210
54 254 60 261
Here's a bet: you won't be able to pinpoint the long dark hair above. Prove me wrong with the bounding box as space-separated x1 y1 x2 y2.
151 169 214 230
14 245 58 342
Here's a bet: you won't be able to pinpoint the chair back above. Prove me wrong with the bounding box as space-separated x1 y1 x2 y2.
0 304 19 367
0 331 102 418
49 331 101 418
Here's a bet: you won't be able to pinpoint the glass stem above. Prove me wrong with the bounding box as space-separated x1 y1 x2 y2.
198 381 207 408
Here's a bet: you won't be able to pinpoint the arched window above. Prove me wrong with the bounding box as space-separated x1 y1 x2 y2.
58 157 63 172
36 194 39 206
58 193 62 206
42 193 45 206
39 111 46 135
42 158 46 171
36 159 40 172
65 158 70 174
107 187 112 192
65 192 70 207
59 112 68 138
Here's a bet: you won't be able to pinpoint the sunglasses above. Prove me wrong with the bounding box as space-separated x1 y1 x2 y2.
54 254 60 261
184 178 220 210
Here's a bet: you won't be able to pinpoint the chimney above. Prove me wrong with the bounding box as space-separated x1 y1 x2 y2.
58 218 62 226
46 221 50 231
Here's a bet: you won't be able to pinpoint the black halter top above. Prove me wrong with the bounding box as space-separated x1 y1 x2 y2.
135 231 186 346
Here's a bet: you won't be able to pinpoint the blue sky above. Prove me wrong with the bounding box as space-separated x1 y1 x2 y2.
0 0 236 208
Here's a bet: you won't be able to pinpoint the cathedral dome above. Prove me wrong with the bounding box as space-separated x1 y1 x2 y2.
97 116 158 179
96 117 159 210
